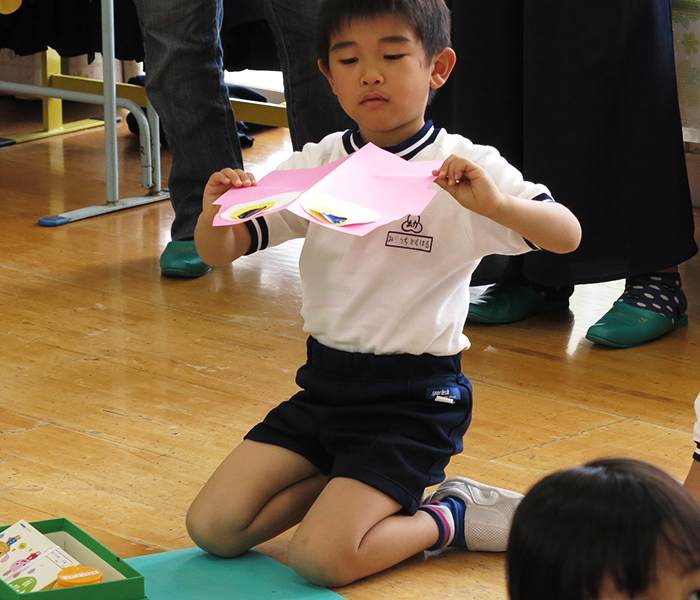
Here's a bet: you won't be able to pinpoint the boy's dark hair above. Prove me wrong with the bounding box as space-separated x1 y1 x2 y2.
507 458 700 600
316 0 451 71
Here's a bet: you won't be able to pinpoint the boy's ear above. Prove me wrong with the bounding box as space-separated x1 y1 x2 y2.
430 47 456 90
318 59 336 92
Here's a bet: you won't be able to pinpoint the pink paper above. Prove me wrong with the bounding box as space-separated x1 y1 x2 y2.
214 143 442 236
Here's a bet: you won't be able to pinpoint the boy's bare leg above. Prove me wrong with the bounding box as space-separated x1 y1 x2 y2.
186 440 327 557
289 477 439 587
684 460 700 506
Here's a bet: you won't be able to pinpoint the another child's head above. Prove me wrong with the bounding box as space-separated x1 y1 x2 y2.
507 458 700 600
315 0 455 147
316 0 451 71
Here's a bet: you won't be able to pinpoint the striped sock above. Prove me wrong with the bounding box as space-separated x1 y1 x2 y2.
419 497 466 550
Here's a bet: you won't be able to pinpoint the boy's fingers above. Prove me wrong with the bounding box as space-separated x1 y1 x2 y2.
227 169 257 188
436 156 486 186
463 159 485 178
435 165 455 182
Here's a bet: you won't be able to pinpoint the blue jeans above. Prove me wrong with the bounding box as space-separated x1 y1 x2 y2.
132 0 244 241
264 0 351 150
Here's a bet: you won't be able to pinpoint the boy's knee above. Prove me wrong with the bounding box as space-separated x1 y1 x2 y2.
288 535 356 588
185 503 251 558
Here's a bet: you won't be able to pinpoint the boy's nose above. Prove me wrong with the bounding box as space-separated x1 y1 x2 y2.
361 69 383 85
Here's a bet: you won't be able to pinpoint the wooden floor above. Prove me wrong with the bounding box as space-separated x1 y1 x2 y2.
2 96 700 600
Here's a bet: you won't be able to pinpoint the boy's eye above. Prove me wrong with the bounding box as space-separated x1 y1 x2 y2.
385 54 405 60
339 58 358 65
690 591 700 600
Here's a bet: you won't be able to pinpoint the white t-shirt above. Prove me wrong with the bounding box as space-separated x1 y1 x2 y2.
244 122 553 357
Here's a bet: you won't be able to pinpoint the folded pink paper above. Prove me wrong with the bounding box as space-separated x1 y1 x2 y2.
214 143 443 236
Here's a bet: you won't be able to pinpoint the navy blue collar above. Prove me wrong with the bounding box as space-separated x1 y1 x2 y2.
342 121 440 160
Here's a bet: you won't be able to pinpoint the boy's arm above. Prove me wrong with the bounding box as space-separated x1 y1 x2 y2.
434 155 582 254
195 168 255 266
684 459 700 506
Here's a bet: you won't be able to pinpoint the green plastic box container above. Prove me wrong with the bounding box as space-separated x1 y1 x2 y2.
0 519 147 599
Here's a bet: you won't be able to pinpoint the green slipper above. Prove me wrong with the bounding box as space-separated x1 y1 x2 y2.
585 301 689 348
160 240 212 278
467 282 570 324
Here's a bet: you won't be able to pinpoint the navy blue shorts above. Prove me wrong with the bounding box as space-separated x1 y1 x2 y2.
245 337 473 514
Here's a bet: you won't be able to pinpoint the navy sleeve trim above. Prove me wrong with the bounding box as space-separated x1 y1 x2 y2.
523 192 555 249
694 442 700 461
533 192 554 202
244 217 269 255
244 220 258 255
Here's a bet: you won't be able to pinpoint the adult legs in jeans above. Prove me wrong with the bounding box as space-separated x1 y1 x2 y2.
264 0 352 150
133 0 244 277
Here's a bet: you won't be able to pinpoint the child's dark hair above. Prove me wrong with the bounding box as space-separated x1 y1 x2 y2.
507 458 700 600
316 0 452 71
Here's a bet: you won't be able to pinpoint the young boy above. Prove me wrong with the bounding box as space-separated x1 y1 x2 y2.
188 0 582 588
508 458 700 600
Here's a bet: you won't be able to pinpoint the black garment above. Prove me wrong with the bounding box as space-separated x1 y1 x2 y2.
0 0 278 70
429 0 697 286
221 0 279 71
0 0 144 60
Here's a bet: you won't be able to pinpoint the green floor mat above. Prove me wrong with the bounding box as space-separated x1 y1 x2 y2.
126 547 342 600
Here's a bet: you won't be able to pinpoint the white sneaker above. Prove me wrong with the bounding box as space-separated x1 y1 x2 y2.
424 476 523 552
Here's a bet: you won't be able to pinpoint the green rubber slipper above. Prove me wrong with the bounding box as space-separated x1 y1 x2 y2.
585 301 688 348
160 240 212 278
467 282 570 324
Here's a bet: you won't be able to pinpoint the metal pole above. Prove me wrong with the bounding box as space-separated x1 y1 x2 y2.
101 0 119 204
147 98 162 193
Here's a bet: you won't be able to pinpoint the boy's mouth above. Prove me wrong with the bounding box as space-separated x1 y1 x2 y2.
361 93 388 107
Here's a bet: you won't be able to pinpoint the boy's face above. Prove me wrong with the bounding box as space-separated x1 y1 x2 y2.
319 14 454 148
599 547 700 600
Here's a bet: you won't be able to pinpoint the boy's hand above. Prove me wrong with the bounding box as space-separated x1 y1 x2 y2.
202 168 257 219
433 155 582 254
196 168 256 266
433 155 504 216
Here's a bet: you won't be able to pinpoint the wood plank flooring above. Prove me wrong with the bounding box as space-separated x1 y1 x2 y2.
1 96 700 599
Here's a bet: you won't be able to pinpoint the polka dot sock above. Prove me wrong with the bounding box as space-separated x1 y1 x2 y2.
419 497 466 550
618 272 687 323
